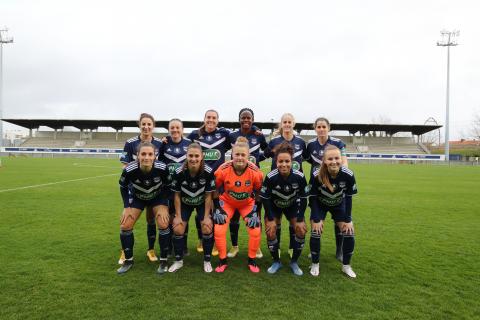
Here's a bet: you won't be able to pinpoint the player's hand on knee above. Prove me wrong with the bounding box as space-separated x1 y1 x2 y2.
201 217 213 234
295 221 307 236
341 222 354 235
311 220 324 235
213 208 227 225
172 216 183 229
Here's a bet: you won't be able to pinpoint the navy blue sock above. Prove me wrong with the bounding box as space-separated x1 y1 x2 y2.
172 234 184 261
184 223 189 250
158 228 171 259
289 225 295 250
342 232 355 265
202 232 214 262
195 215 202 240
267 238 280 261
309 231 321 264
291 235 305 262
147 222 156 250
335 225 343 256
276 225 282 245
120 229 134 260
229 220 240 247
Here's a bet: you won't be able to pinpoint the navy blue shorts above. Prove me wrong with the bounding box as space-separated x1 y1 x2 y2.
130 195 169 211
315 202 351 223
270 204 298 221
180 203 206 222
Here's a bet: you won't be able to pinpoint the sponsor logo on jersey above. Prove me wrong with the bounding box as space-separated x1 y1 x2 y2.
203 149 221 161
245 180 251 187
228 191 250 200
235 181 241 187
274 198 295 208
182 195 204 206
167 163 182 174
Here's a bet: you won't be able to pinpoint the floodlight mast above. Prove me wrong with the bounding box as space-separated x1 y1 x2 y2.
0 27 13 148
437 29 459 163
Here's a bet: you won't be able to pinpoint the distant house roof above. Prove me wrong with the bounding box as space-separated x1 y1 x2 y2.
3 118 441 136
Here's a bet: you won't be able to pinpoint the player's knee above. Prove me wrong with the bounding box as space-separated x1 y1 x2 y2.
201 224 212 235
214 223 228 236
248 226 261 238
173 222 185 236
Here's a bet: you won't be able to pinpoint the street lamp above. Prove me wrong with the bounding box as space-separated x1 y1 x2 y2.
0 27 14 147
437 29 459 162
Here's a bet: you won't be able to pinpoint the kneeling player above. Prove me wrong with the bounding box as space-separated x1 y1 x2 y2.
213 137 264 273
261 142 308 276
169 143 216 273
309 145 358 278
117 142 172 274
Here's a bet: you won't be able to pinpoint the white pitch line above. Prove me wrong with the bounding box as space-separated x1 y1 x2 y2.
0 173 118 193
73 163 120 169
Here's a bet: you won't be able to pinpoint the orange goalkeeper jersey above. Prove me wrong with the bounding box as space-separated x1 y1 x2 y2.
215 161 263 207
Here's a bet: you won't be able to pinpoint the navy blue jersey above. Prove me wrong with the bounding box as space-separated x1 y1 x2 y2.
119 161 169 207
305 136 347 173
264 135 307 172
309 166 357 211
158 136 192 176
187 127 231 171
120 135 164 165
229 130 268 166
170 165 215 207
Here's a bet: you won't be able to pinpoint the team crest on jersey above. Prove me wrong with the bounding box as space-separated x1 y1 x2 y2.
145 180 151 186
339 181 346 188
235 181 241 187
183 146 188 151
251 138 257 144
295 145 300 150
245 180 251 186
153 177 161 183
190 182 198 188
291 183 299 189
215 133 221 139
199 178 206 185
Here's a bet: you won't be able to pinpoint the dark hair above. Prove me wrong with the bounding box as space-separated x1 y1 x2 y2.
198 109 219 137
138 113 155 127
136 141 157 155
275 141 294 159
319 145 341 192
169 118 183 127
238 108 254 120
313 117 330 130
182 142 205 175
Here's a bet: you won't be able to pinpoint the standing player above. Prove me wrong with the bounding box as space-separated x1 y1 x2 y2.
188 109 231 254
117 142 172 274
158 119 192 256
308 145 358 278
227 108 268 259
264 113 307 258
213 137 264 273
169 143 216 273
261 142 309 276
304 117 348 261
118 113 163 265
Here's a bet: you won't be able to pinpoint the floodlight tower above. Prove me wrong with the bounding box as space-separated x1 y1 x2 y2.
437 29 459 162
0 27 13 147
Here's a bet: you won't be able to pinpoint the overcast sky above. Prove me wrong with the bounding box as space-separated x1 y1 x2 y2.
1 0 479 139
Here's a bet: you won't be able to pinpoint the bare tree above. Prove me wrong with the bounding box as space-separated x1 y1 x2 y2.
471 111 480 139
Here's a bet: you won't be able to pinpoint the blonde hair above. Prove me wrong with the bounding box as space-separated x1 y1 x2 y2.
319 145 341 193
273 113 296 137
233 136 250 154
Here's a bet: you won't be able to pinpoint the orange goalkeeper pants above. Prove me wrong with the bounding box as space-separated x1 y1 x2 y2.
214 200 261 259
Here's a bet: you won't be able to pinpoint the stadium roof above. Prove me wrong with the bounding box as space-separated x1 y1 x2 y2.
3 119 442 136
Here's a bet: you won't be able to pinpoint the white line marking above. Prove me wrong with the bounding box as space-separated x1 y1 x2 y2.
0 173 118 193
73 163 120 169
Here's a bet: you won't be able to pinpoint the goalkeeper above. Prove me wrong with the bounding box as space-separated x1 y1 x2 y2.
213 137 264 273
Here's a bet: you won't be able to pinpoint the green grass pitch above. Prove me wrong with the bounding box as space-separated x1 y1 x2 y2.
0 157 479 319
